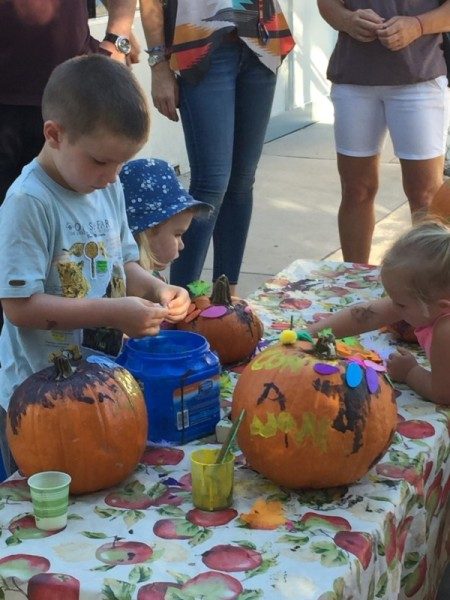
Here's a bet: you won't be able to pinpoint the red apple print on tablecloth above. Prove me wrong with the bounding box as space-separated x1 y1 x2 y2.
153 518 205 541
425 470 443 526
279 298 312 310
27 573 80 600
333 531 373 570
105 480 185 510
95 540 153 565
202 544 262 572
0 478 31 501
8 514 64 542
182 572 243 600
403 556 427 597
140 446 184 466
137 581 182 599
299 512 352 532
0 554 50 582
383 513 397 568
187 508 238 527
178 473 192 491
375 463 424 495
397 516 413 560
396 420 435 439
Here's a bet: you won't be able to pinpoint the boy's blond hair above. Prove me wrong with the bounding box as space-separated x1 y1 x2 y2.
381 219 450 303
42 54 149 143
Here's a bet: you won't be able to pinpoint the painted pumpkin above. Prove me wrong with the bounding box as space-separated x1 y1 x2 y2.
231 333 397 488
7 357 147 494
177 275 264 365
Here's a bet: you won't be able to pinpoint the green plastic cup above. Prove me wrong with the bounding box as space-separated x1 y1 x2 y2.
28 471 71 531
191 448 235 511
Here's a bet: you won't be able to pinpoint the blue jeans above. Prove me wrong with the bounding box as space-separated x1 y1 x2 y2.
170 40 277 288
0 407 16 479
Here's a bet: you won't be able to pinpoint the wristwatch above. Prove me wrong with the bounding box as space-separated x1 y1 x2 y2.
103 33 131 55
146 45 167 67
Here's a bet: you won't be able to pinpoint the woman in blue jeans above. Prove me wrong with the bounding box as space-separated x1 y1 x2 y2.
140 0 294 293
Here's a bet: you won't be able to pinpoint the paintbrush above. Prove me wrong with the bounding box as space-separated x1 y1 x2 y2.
216 409 246 464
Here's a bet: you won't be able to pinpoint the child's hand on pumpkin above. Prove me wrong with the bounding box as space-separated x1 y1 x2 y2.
113 297 169 337
386 348 418 382
157 284 191 322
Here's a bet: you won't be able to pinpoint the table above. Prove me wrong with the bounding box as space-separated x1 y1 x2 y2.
0 260 449 600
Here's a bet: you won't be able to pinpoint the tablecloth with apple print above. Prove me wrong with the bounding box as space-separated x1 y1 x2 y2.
0 260 448 600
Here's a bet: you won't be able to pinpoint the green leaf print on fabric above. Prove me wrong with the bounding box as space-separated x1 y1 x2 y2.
102 578 136 600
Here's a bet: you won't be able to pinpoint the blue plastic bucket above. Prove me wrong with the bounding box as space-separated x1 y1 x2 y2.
117 330 221 444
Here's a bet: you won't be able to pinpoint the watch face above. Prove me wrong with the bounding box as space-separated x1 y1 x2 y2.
117 36 131 55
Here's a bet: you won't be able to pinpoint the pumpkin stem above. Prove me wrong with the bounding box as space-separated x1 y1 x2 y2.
210 275 232 306
54 355 76 380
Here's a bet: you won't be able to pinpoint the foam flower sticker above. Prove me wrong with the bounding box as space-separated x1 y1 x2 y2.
240 498 287 530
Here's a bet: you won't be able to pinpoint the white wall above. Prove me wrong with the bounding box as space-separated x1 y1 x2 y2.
89 3 336 171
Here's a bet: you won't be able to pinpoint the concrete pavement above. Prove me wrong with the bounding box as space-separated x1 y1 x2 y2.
201 120 411 297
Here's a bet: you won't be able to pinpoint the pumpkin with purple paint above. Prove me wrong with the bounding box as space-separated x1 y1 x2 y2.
7 357 147 494
231 333 397 489
177 275 264 365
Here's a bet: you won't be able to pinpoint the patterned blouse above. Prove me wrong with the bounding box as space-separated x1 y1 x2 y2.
164 0 295 84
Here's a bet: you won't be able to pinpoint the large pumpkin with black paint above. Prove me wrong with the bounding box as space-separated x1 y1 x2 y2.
177 275 264 365
7 357 148 494
231 338 397 488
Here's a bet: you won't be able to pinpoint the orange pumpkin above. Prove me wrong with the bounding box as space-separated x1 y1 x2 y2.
7 357 147 494
231 336 397 489
177 275 264 365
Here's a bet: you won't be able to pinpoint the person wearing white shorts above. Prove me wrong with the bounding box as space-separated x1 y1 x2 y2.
318 0 450 263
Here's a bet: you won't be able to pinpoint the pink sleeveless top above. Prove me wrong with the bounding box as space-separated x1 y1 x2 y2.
414 312 450 359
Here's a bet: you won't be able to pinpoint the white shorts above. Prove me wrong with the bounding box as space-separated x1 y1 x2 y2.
331 77 449 160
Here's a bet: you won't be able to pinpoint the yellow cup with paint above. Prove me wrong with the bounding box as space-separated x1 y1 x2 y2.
191 448 235 511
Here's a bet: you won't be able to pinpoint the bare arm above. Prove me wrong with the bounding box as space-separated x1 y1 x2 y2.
308 297 399 338
99 0 138 62
317 0 384 42
2 294 168 338
139 0 179 121
393 318 450 405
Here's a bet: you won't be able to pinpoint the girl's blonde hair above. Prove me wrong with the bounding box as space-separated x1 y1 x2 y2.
381 219 450 303
135 230 157 271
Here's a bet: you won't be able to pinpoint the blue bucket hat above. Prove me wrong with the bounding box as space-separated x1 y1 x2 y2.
120 158 212 233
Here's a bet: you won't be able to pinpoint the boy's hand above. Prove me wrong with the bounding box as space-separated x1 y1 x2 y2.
387 348 418 382
157 285 190 323
114 297 169 337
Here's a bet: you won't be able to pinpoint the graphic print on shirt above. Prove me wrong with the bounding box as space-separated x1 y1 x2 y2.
168 0 295 83
46 215 127 362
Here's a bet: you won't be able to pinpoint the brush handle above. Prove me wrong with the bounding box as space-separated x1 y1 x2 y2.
216 409 246 464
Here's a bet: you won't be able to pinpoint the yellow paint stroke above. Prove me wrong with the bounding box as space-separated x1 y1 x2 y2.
251 346 310 374
250 411 330 453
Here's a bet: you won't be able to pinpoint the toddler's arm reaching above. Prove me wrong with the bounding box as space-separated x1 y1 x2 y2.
308 297 399 338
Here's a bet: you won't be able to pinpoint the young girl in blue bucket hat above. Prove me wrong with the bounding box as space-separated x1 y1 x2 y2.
121 158 212 280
